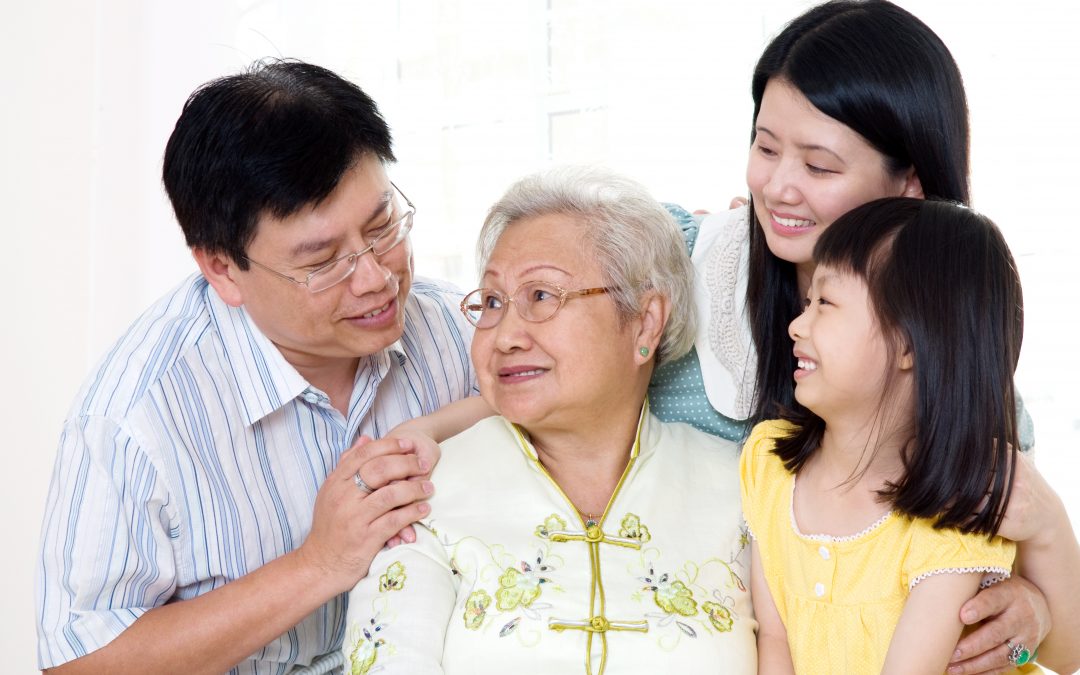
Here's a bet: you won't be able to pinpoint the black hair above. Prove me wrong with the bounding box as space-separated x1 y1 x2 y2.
748 0 970 424
162 59 395 268
773 198 1023 535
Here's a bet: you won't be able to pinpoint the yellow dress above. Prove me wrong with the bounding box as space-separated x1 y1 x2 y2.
739 420 1033 674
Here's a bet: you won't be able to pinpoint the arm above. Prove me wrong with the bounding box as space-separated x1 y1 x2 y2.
342 523 457 673
389 395 495 444
949 453 1080 674
750 540 795 675
882 572 983 675
43 436 432 675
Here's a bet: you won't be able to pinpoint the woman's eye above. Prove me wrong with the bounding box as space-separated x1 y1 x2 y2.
817 297 831 306
529 287 556 303
806 164 835 176
482 294 503 310
756 144 777 157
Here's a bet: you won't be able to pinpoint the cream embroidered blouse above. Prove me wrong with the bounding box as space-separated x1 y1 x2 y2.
343 410 756 674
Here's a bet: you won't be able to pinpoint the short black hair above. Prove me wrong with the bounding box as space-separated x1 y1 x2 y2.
748 0 971 426
774 198 1023 536
162 59 395 268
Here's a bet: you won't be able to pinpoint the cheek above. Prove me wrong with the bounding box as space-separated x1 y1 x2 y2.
745 153 768 197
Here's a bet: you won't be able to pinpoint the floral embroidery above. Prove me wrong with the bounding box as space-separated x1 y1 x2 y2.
347 615 386 675
619 513 651 543
641 565 698 616
378 561 406 592
703 601 734 632
463 589 492 630
534 514 567 539
496 561 547 610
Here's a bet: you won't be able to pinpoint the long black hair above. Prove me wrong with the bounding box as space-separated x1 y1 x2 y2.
774 198 1023 535
748 0 970 424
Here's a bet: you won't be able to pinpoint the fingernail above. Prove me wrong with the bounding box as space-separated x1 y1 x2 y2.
422 480 434 495
418 457 429 472
953 648 962 659
418 502 431 515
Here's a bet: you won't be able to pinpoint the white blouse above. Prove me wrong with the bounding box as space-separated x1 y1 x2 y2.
343 410 757 674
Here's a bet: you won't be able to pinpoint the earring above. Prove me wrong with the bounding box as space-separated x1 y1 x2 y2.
639 346 650 357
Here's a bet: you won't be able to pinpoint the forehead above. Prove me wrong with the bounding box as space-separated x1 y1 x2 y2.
757 79 879 157
484 214 596 281
248 157 393 255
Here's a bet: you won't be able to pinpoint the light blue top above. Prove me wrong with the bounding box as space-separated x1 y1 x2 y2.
36 273 477 674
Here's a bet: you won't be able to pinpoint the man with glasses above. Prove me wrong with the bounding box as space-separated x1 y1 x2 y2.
36 60 477 674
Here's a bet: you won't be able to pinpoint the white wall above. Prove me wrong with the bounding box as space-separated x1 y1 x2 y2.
3 1 1077 671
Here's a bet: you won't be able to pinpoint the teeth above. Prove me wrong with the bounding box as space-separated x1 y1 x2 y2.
797 359 817 371
508 369 544 377
361 302 390 319
775 215 813 228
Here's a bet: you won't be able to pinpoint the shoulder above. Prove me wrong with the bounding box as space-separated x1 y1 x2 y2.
70 274 214 421
402 277 472 340
900 519 1017 590
740 420 796 492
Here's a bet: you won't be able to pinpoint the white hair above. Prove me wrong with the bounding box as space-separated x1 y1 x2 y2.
477 166 696 364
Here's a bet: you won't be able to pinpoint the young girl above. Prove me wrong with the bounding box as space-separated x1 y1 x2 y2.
741 198 1038 674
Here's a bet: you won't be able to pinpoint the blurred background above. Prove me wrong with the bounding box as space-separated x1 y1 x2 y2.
3 1 1076 670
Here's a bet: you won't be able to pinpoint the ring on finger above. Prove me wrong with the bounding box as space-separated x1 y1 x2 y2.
353 470 374 495
1006 640 1034 667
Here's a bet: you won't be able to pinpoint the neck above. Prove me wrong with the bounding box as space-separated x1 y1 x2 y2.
283 351 360 416
528 404 643 519
815 413 910 487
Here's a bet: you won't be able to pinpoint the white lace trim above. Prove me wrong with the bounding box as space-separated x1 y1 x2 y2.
789 476 893 542
701 207 756 418
908 567 1011 591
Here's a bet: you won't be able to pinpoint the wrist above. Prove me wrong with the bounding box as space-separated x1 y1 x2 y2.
290 541 356 598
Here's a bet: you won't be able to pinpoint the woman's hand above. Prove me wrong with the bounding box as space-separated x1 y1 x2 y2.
946 576 1050 674
994 452 1061 545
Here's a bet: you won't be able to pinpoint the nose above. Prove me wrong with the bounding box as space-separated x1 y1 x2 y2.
347 249 392 296
762 158 801 206
491 302 532 353
789 305 810 341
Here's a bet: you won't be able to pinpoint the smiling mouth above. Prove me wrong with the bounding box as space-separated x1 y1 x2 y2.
797 358 818 371
360 302 391 319
773 214 815 229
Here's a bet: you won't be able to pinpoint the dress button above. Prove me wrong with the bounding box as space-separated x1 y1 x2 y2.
814 582 825 597
818 546 830 560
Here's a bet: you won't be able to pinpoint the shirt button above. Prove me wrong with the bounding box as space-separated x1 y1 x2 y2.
814 582 825 597
819 546 830 560
301 391 320 404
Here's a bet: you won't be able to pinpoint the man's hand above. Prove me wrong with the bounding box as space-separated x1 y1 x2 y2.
947 576 1050 674
298 435 433 594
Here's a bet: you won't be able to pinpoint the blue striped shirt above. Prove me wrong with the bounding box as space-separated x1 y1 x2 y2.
36 273 477 673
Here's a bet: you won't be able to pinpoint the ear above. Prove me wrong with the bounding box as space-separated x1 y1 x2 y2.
897 343 914 371
633 290 670 363
191 248 245 307
901 168 924 199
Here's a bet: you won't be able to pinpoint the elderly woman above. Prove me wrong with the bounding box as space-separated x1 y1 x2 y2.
341 167 756 674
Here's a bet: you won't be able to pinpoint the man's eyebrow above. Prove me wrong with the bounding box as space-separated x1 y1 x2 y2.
287 189 394 259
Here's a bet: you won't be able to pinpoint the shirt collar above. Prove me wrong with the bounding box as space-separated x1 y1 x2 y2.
206 283 411 426
205 284 312 426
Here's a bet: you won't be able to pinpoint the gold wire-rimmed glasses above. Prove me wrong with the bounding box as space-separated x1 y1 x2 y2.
244 182 415 293
459 281 613 329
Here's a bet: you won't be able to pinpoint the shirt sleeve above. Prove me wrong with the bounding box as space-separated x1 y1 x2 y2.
36 414 177 668
738 421 776 539
343 523 459 674
661 202 700 255
901 521 1016 591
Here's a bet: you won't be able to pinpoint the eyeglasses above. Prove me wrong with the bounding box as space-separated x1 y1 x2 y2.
244 182 415 294
459 281 613 329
